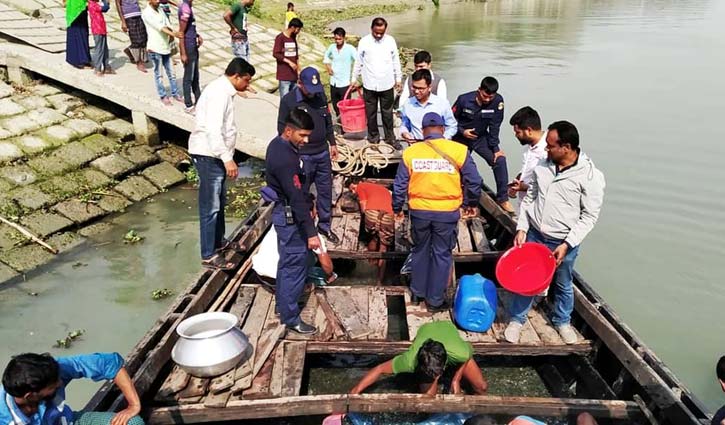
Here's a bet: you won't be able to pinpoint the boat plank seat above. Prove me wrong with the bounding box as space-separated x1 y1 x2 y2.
329 212 493 259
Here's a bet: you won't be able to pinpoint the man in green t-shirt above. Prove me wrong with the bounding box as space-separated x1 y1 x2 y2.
223 0 254 62
350 320 488 395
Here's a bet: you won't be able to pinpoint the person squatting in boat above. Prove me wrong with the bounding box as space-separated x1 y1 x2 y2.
350 320 487 396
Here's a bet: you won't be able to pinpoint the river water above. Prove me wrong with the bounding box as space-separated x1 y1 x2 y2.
343 0 725 411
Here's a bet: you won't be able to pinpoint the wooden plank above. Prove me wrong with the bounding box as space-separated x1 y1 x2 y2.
176 376 209 399
325 287 370 340
457 219 473 252
229 285 257 323
305 340 590 356
347 394 642 419
403 290 450 340
208 366 237 394
315 290 346 339
148 394 641 424
528 308 564 345
269 341 286 397
313 304 333 341
241 345 276 399
326 249 502 261
469 218 490 252
341 213 361 251
155 366 190 401
149 394 348 424
252 302 286 378
230 288 272 394
367 287 388 340
203 388 231 408
394 214 411 252
280 341 306 396
519 320 543 345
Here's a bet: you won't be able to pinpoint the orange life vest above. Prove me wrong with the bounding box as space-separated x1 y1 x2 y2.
402 138 468 212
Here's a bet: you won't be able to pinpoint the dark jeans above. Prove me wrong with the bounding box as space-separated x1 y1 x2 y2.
330 85 348 117
301 150 332 233
470 138 509 202
363 87 395 143
410 217 458 307
183 42 201 108
191 155 226 260
273 204 308 326
509 226 580 326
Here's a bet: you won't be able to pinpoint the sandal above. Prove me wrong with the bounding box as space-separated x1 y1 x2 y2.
201 254 236 271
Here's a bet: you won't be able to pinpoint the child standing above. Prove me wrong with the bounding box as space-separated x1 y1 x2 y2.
88 0 113 76
284 2 297 29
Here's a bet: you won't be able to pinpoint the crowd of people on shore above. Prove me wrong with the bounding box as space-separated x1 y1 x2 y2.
5 2 715 425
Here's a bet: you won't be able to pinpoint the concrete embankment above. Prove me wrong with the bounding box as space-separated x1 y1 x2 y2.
0 76 190 285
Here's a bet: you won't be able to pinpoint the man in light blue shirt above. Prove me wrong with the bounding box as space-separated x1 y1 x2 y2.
323 27 357 118
1 352 144 425
400 69 457 142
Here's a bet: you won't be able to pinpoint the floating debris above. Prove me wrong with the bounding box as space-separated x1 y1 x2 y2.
54 329 85 349
123 229 144 244
151 288 173 300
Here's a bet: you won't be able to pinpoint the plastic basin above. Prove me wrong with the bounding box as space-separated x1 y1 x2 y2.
495 242 556 296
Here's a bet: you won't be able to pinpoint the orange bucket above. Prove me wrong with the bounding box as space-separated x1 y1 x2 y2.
336 86 367 133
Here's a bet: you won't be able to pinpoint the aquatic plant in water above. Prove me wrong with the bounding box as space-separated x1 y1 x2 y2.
54 329 85 349
151 288 173 300
123 229 144 244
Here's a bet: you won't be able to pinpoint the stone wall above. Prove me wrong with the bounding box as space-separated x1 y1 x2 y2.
0 77 188 285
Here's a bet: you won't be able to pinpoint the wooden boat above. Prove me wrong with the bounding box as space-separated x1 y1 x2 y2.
84 179 713 425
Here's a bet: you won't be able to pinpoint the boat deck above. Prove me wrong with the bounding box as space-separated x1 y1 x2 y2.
326 212 499 261
152 283 591 411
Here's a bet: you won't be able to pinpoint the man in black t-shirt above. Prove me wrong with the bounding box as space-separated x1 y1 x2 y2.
713 356 725 425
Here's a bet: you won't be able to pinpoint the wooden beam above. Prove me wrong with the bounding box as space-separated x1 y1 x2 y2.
148 395 348 424
347 394 642 419
327 249 502 261
147 394 641 424
457 219 474 252
305 341 592 356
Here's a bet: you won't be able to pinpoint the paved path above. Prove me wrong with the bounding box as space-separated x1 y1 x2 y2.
0 0 328 159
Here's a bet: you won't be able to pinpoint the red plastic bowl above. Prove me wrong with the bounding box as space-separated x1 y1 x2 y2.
495 242 556 296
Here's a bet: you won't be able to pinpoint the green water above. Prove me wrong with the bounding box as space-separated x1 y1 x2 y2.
342 0 725 412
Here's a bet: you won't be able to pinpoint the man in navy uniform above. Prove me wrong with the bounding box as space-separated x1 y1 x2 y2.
266 108 320 335
277 66 340 244
452 76 514 214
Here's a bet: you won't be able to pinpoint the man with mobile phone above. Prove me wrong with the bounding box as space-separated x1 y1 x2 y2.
452 76 514 214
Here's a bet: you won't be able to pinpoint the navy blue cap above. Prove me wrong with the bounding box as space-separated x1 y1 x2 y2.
299 67 324 95
422 112 445 128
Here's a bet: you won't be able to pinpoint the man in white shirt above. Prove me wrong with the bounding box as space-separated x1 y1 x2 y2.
351 17 402 148
507 106 548 202
399 50 448 104
189 58 255 270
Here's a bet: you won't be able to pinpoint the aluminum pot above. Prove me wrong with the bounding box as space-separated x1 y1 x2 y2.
171 312 250 378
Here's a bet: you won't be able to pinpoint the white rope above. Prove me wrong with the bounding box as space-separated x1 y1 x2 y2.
331 136 397 176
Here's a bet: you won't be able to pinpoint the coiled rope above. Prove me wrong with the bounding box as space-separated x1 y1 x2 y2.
331 136 398 176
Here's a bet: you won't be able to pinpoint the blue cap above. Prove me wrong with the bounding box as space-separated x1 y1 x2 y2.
299 67 324 95
422 112 445 128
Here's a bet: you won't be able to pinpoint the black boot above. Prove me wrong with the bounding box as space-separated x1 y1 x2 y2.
287 320 318 335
